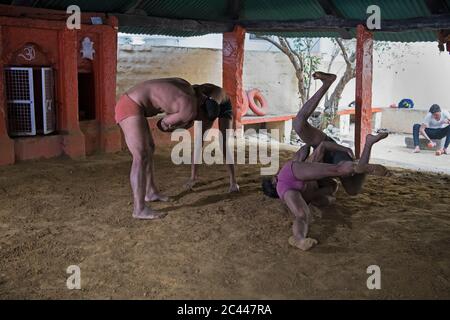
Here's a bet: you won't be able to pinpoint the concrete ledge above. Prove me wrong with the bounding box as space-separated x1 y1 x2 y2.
404 136 443 150
241 114 296 125
381 108 428 134
241 114 294 144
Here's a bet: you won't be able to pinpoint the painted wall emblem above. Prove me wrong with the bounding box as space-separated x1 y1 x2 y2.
18 45 36 61
81 37 95 60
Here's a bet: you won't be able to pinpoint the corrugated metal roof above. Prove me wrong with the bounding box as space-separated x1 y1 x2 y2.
259 30 437 42
2 0 447 42
256 31 343 39
119 26 214 38
139 0 229 21
374 30 437 42
334 0 432 19
242 0 325 20
35 0 131 13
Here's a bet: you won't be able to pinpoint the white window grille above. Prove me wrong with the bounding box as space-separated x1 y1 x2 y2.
41 68 55 134
5 67 56 136
5 67 36 136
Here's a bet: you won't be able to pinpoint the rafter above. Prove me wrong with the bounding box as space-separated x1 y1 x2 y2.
316 0 352 39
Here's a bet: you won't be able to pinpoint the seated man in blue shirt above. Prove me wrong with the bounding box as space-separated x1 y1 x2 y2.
412 104 450 155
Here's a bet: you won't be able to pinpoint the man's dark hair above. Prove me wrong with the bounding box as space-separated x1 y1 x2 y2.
429 104 441 114
262 177 279 199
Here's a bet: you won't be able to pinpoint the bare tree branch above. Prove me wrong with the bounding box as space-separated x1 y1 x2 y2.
256 35 307 104
284 37 304 70
326 44 340 73
254 35 285 53
335 38 352 67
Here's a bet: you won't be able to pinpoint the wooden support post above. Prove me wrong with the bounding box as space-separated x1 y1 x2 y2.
223 25 246 130
355 24 373 158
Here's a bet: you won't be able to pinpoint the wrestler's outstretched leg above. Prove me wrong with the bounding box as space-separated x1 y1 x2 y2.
340 132 389 195
293 71 337 146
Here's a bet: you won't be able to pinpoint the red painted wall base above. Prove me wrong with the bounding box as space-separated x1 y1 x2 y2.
0 136 14 165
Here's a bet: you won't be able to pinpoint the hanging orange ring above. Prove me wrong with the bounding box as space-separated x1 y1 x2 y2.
247 89 268 116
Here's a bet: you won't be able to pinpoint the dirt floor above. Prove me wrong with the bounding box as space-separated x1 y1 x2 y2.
0 146 449 299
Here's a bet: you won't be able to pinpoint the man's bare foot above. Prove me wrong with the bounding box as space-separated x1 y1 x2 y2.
145 192 169 202
229 183 240 193
312 71 337 84
354 163 389 176
133 207 167 220
413 146 420 153
184 178 198 190
435 148 446 156
365 132 389 146
288 236 318 251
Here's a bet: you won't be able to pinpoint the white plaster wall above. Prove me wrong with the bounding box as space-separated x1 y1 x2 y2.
116 45 299 115
116 40 450 131
325 42 450 112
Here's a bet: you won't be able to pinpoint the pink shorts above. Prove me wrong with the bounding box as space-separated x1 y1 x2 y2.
276 160 305 199
114 94 143 123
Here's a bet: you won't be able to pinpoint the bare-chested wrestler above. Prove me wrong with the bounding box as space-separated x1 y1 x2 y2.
184 83 239 193
115 78 237 220
262 133 388 251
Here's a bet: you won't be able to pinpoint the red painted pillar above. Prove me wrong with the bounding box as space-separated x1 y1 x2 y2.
58 29 86 158
0 77 14 166
223 25 246 130
99 18 122 153
0 26 15 165
355 24 374 158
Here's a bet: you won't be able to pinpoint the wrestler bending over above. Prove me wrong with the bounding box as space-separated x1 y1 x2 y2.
115 78 237 220
262 133 388 251
184 83 239 193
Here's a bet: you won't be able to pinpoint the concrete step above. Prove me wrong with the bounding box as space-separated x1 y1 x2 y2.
404 137 442 150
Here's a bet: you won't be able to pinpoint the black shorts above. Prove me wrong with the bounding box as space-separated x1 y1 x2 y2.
219 100 233 120
316 136 352 165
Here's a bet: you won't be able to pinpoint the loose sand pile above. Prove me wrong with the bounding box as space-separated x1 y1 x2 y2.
0 147 449 299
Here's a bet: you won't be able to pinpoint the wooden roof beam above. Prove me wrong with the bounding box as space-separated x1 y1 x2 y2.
316 0 352 39
240 14 450 33
227 0 243 21
425 0 450 14
113 11 450 35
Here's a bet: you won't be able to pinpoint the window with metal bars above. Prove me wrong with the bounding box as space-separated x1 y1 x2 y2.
4 67 56 137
